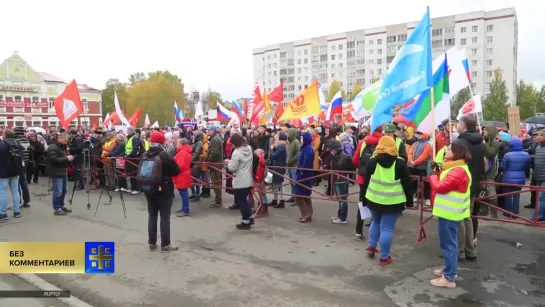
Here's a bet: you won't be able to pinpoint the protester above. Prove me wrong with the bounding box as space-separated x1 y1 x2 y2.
383 123 408 161
226 134 254 230
101 132 117 190
363 136 413 266
429 141 472 289
311 129 321 186
173 138 193 217
286 128 300 203
68 127 85 190
28 132 45 184
190 130 204 201
526 130 541 208
0 129 24 220
294 132 314 223
408 131 432 201
140 131 180 252
339 132 354 157
320 126 338 196
207 126 223 208
481 126 500 218
530 130 545 221
125 127 143 195
499 138 531 217
45 132 74 216
15 132 31 207
268 132 287 209
327 139 354 224
109 134 128 192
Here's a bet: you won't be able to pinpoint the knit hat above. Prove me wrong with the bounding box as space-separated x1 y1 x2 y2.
150 131 166 145
498 131 512 142
383 123 396 133
339 132 350 142
278 132 287 141
374 136 398 157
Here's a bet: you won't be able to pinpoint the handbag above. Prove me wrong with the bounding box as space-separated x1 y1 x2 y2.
264 171 273 184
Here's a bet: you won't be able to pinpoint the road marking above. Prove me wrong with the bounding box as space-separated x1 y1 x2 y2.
15 273 94 307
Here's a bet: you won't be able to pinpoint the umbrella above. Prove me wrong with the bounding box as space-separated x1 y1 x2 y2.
481 121 507 128
26 127 46 134
522 116 545 125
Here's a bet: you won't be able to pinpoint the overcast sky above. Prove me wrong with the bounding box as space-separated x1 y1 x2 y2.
1 0 542 100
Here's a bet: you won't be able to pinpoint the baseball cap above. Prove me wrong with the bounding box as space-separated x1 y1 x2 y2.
209 125 218 131
383 123 396 133
150 131 166 144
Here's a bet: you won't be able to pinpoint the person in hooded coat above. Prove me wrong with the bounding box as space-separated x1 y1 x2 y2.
226 134 255 230
173 138 193 217
295 132 315 223
311 129 321 186
500 138 531 217
268 132 287 208
285 128 300 203
327 139 354 224
320 126 338 196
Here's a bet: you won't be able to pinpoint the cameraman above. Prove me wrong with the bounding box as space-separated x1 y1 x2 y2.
68 127 84 190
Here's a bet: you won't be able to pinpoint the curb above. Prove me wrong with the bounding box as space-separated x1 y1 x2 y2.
14 273 94 307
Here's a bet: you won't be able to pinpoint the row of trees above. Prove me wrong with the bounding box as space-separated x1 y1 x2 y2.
101 71 225 126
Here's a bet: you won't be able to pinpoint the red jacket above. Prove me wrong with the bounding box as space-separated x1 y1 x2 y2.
172 144 193 189
429 162 471 207
435 131 449 153
226 137 233 158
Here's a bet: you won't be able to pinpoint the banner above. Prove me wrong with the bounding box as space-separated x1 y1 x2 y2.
278 81 321 121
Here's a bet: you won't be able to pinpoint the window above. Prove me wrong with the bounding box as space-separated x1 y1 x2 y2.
304 59 308 64
487 59 493 67
297 50 301 56
432 29 443 36
0 94 3 100
304 50 308 55
377 59 383 65
444 38 454 46
471 49 477 55
432 40 442 47
369 70 374 75
320 55 327 61
331 55 335 60
31 108 42 114
356 40 364 46
331 45 336 51
487 25 494 32
461 38 466 45
331 64 336 69
445 27 454 34
320 46 327 52
461 27 466 33
369 40 374 45
31 96 40 102
486 48 493 54
356 50 365 56
297 59 301 64
486 36 493 43
13 107 24 113
377 69 382 75
280 52 286 58
369 59 375 64
472 37 478 43
356 60 365 65
472 26 478 32
32 117 42 127
339 73 343 78
356 78 364 85
369 49 374 55
486 71 492 77
397 34 407 42
14 117 25 127
312 56 318 62
377 39 382 44
339 63 343 68
347 41 355 48
338 44 343 50
471 60 477 66
387 35 396 43
472 71 478 78
357 69 365 75
387 46 396 53
377 49 382 55
304 76 309 81
320 73 327 79
297 68 301 73
338 54 343 60
471 82 476 89
14 95 22 101
287 59 293 65
348 50 355 58
0 117 6 127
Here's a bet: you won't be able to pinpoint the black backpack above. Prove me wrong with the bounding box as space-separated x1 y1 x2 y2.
137 152 163 194
3 140 24 176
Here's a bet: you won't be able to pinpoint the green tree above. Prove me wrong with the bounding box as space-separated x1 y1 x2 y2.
327 80 346 102
450 87 472 119
125 71 188 126
349 83 362 101
129 72 146 85
482 69 508 121
101 78 128 117
203 90 223 110
517 80 538 120
536 85 545 114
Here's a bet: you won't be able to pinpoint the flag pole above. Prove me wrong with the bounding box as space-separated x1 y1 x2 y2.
430 87 437 158
466 84 482 133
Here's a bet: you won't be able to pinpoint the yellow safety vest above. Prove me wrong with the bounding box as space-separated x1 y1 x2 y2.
432 165 471 221
365 160 407 205
395 137 402 151
144 140 150 151
102 140 115 156
125 136 134 155
435 146 447 166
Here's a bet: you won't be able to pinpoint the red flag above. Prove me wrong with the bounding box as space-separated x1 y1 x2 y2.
54 80 83 129
273 102 284 124
128 109 142 126
268 83 284 103
288 119 302 128
249 84 263 123
108 110 123 125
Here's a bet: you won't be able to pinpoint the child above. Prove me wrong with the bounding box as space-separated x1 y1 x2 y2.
173 138 193 217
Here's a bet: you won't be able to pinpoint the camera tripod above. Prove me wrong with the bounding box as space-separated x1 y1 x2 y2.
68 149 92 210
95 157 127 218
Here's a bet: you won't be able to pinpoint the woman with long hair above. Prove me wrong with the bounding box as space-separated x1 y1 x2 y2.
429 141 472 288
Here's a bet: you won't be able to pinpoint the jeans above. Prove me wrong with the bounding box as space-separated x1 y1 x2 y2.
73 160 84 188
51 176 67 211
145 189 174 247
178 188 190 214
503 186 521 215
288 169 297 195
0 176 21 214
334 181 349 221
126 159 139 191
530 181 545 221
234 187 252 221
459 197 476 258
272 182 284 201
368 209 401 259
438 218 459 282
18 170 30 204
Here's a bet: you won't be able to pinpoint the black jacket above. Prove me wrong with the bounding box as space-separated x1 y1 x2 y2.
363 154 413 212
330 151 354 183
456 130 485 197
29 139 45 163
68 134 84 162
46 143 70 177
145 146 180 195
258 133 271 158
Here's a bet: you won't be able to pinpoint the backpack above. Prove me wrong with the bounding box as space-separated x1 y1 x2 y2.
252 151 266 183
3 140 24 176
137 152 163 194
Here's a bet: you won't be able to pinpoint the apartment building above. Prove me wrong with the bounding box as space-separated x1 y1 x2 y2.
253 7 518 106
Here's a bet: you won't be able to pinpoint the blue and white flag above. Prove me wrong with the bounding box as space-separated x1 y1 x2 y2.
371 7 432 132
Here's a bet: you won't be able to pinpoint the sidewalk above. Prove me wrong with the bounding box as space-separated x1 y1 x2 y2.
0 183 543 306
0 274 70 307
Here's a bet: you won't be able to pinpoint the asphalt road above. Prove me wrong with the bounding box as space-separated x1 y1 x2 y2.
0 181 543 307
0 274 70 307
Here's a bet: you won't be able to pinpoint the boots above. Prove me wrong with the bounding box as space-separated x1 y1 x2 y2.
274 200 285 209
255 202 269 218
201 188 211 198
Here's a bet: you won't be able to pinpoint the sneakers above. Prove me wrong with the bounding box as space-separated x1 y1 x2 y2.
209 202 222 208
331 217 347 224
379 256 392 266
274 200 285 209
114 188 120 192
176 212 191 217
61 207 72 213
22 203 31 208
13 212 21 218
161 245 179 252
0 214 8 221
191 196 200 202
149 244 157 251
120 188 131 193
131 190 139 195
430 276 456 288
236 222 251 230
354 234 364 241
54 210 67 216
366 246 378 258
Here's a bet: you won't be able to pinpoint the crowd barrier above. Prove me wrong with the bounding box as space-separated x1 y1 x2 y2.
86 155 545 243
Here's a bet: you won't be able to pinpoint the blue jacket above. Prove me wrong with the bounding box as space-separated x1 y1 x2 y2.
294 132 315 196
500 138 531 185
269 143 287 184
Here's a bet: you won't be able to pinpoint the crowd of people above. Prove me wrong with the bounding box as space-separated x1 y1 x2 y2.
1 116 544 288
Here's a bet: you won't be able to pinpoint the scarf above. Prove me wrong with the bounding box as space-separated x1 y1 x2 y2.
442 159 466 171
374 136 398 157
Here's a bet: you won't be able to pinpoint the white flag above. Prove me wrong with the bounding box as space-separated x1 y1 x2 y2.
457 95 482 120
194 99 204 119
446 47 471 97
114 91 131 126
103 113 111 128
144 113 150 126
151 121 159 128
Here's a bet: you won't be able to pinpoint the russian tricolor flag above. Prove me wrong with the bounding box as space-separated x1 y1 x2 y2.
174 101 183 123
462 58 471 82
325 91 343 121
217 103 231 121
231 100 244 122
